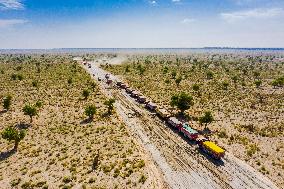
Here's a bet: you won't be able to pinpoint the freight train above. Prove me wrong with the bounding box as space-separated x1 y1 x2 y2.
103 74 225 160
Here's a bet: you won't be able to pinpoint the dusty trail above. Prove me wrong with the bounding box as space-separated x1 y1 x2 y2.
82 58 279 189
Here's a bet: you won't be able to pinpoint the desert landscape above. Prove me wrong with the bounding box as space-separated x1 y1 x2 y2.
1 0 284 188
0 54 164 189
100 52 284 187
0 50 283 189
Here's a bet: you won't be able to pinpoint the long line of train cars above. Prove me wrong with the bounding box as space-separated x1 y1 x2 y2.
104 73 225 160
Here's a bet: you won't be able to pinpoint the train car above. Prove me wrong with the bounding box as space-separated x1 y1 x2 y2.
126 88 134 94
167 117 182 129
106 79 113 85
130 91 140 98
120 83 128 89
137 95 147 103
180 123 198 140
156 108 171 119
196 137 225 160
105 74 110 79
146 102 157 111
116 81 122 87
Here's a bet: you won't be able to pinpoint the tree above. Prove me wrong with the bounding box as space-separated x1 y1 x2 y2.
171 70 177 79
199 111 214 128
82 89 90 100
23 105 38 123
125 65 130 73
170 92 194 114
67 78 73 85
192 84 201 96
92 150 100 170
271 76 284 88
253 71 260 79
137 64 146 75
271 80 278 89
11 73 17 80
85 105 97 120
192 84 200 92
3 95 12 110
104 98 115 115
222 81 229 90
1 127 26 151
163 66 169 74
17 74 23 81
254 80 262 88
206 71 214 79
175 76 182 86
90 82 97 91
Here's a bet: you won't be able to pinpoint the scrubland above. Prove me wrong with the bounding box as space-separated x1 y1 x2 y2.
102 53 284 187
0 55 157 189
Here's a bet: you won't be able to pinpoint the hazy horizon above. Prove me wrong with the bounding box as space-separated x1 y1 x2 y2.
1 47 284 50
1 0 284 49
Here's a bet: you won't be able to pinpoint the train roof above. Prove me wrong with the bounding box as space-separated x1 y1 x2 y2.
182 123 198 134
169 117 181 124
132 91 139 95
147 102 157 107
203 141 225 154
196 135 208 141
157 108 169 114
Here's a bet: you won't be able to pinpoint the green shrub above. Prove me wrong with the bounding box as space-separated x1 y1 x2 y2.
170 92 193 113
246 144 260 157
2 127 26 151
85 105 97 119
82 89 90 100
23 104 38 123
139 174 147 184
3 95 12 110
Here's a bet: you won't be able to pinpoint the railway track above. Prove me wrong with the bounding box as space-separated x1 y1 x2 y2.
114 90 231 189
83 61 279 189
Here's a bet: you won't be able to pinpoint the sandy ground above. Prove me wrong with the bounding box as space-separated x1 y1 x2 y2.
83 58 280 189
101 54 284 188
0 59 164 189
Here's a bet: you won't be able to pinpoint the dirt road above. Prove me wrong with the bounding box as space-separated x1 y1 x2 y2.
83 59 279 189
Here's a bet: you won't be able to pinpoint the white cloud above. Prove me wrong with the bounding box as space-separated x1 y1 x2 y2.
181 18 196 24
221 8 284 22
172 0 180 2
0 0 24 10
0 19 27 27
149 1 156 5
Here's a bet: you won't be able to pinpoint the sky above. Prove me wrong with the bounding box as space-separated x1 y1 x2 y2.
0 0 284 49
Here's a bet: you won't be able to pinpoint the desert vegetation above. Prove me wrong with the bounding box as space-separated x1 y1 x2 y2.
0 55 155 188
102 52 284 187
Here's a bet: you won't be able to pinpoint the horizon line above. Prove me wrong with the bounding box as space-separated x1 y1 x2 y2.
1 47 284 50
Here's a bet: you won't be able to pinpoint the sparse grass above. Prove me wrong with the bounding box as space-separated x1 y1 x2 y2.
0 55 150 189
103 53 284 187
